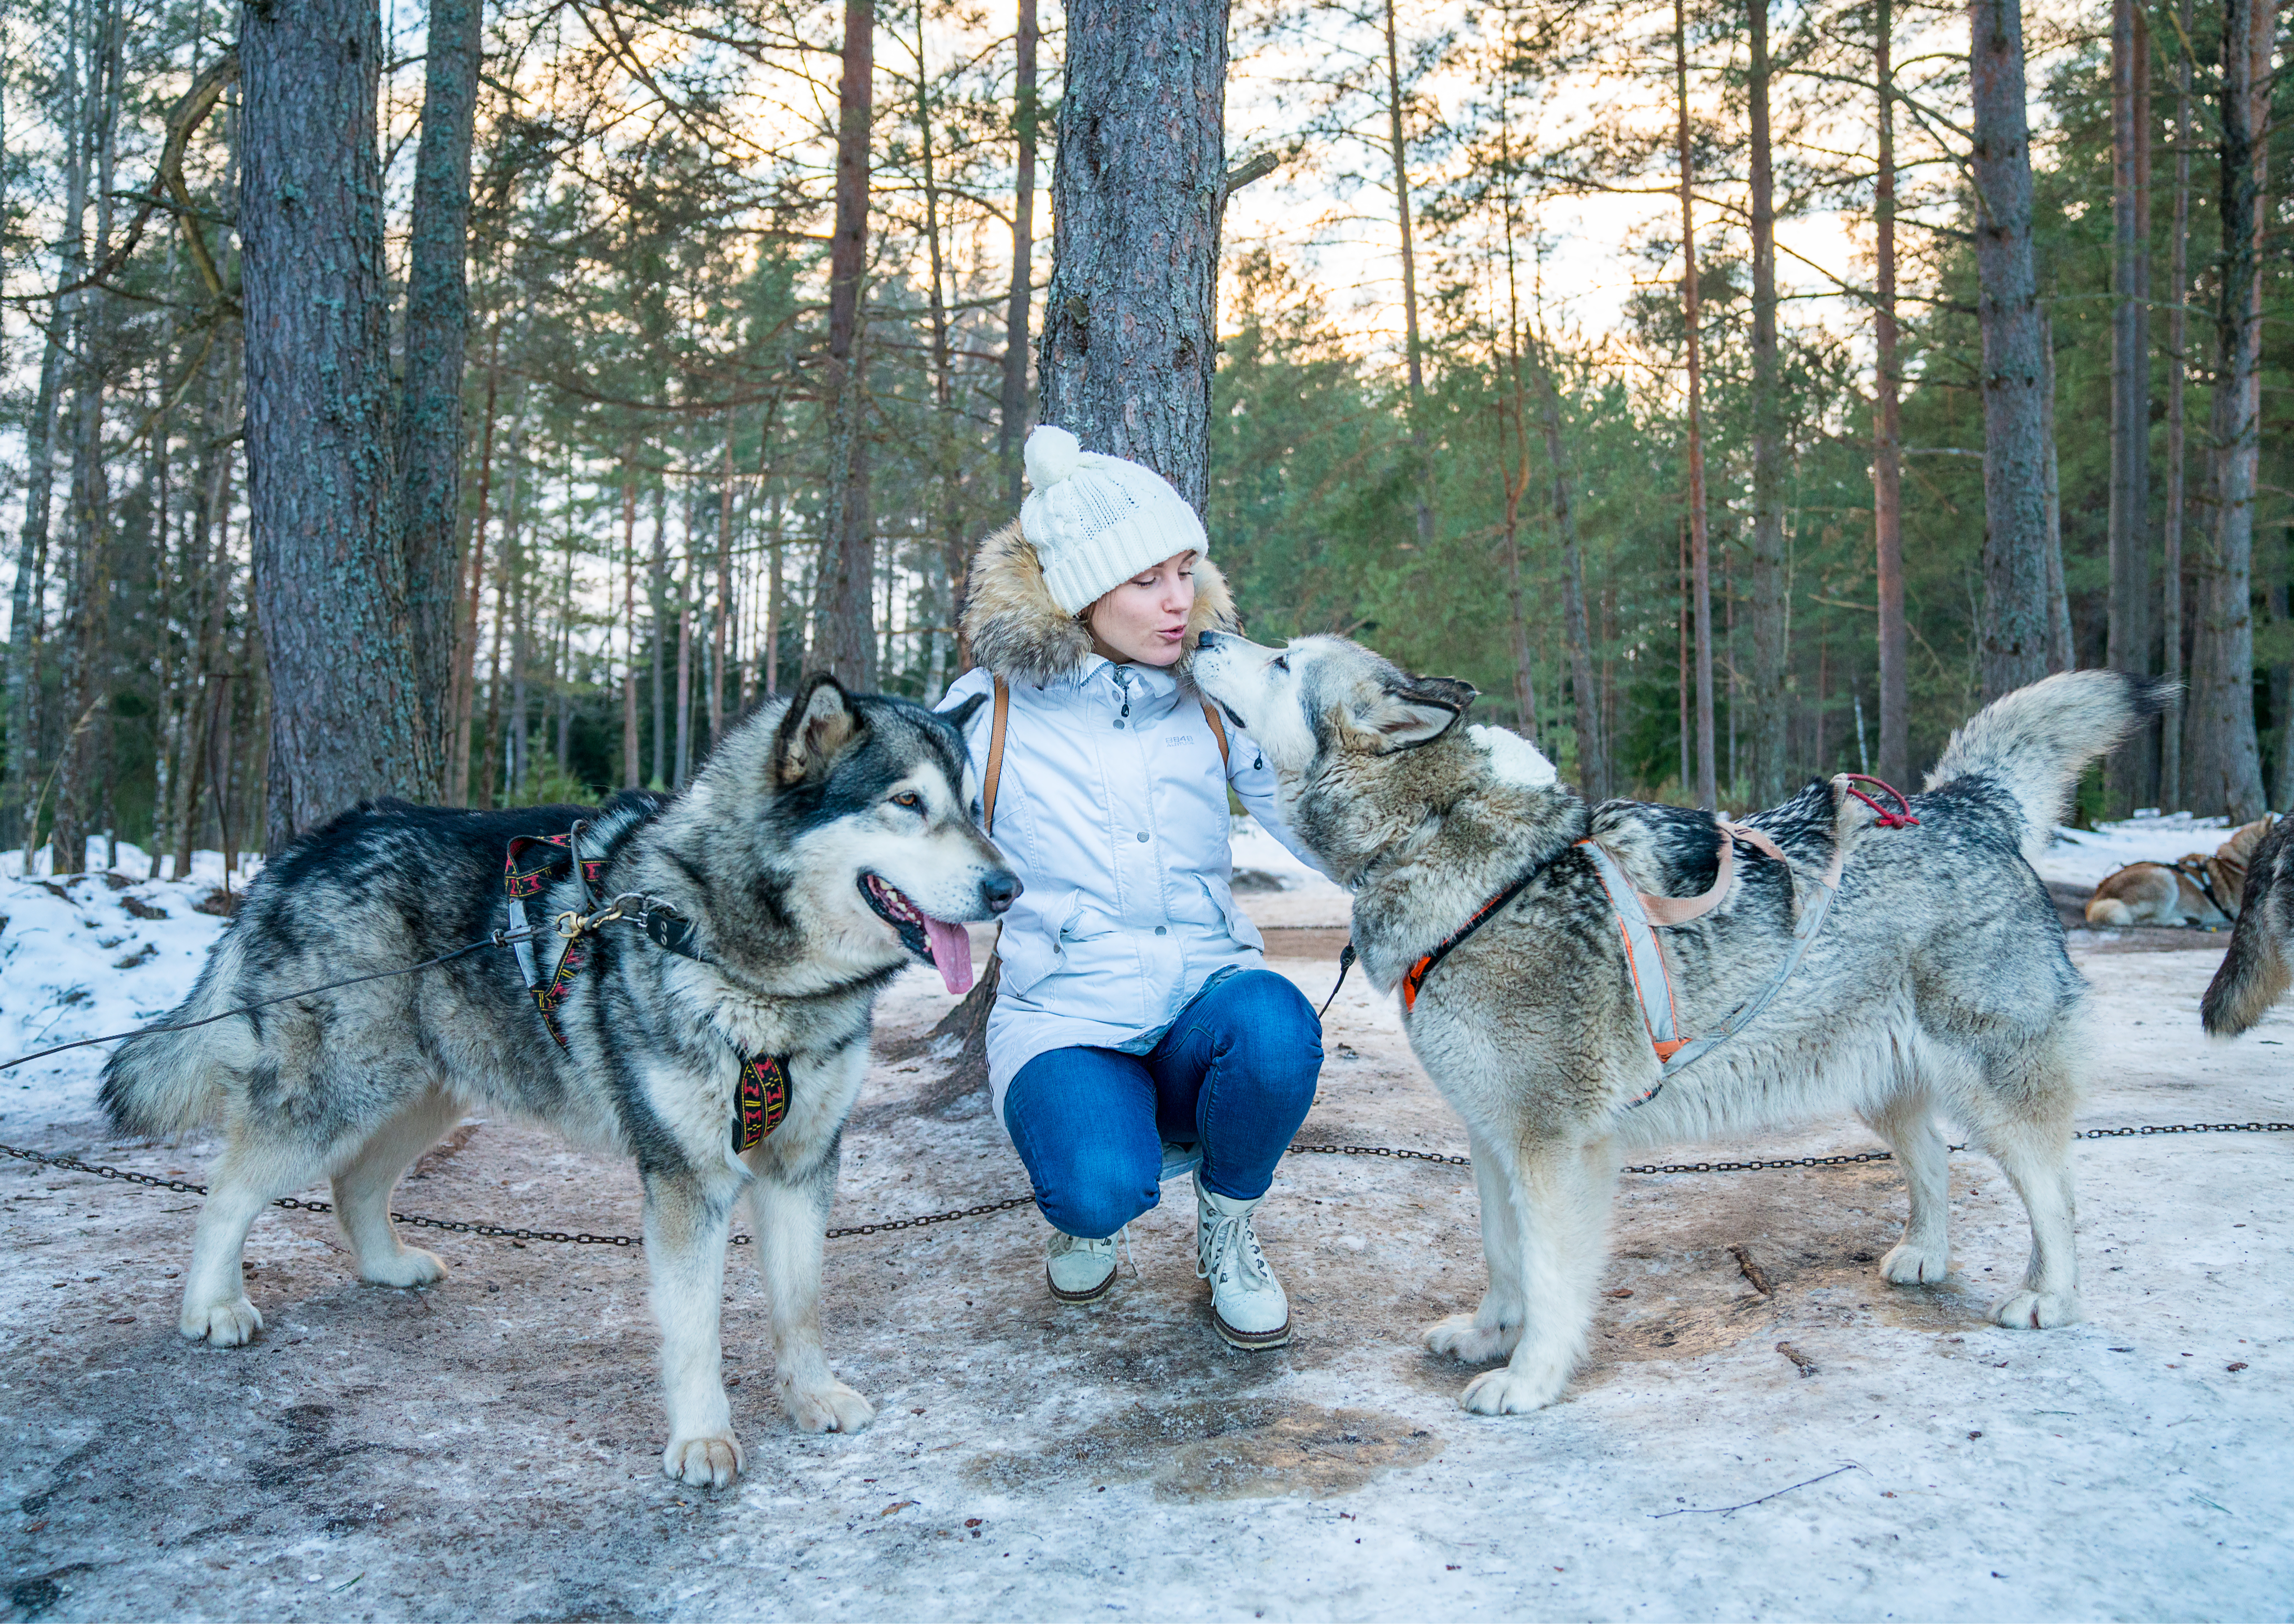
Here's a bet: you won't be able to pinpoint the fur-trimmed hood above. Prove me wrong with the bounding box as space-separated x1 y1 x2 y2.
959 519 1239 686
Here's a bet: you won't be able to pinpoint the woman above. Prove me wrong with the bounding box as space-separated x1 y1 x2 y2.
937 426 1326 1349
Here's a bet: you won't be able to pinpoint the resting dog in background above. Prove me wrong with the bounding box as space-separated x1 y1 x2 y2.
2202 815 2294 1037
101 676 1017 1487
2084 815 2277 927
1193 630 2166 1416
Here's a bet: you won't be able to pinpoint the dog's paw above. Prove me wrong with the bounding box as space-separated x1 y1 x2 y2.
181 1296 262 1346
783 1380 874 1434
1460 1357 1570 1416
1424 1313 1520 1364
662 1431 744 1488
357 1247 448 1289
1879 1240 1950 1285
1990 1289 2079 1330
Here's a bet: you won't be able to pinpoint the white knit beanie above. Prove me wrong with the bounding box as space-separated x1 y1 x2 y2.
1019 425 1210 614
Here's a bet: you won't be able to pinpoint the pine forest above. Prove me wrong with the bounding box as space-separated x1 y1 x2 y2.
3 0 2290 873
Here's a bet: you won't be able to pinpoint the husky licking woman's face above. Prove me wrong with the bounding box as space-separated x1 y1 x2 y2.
1191 630 1477 781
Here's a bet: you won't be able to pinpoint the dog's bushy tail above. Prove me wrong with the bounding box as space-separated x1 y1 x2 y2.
1925 670 2174 866
97 930 249 1137
2203 820 2294 1037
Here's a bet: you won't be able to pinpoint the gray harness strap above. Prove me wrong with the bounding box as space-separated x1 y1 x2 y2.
1580 831 1843 1109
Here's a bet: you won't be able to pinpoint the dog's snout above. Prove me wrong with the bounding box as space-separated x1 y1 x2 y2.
981 870 1022 915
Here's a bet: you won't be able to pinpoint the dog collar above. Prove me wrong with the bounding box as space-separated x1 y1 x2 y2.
501 828 790 1154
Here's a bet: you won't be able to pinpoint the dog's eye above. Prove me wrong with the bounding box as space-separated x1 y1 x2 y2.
891 791 923 812
1272 654 1290 673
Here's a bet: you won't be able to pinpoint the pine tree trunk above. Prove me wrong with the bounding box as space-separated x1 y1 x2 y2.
242 0 432 846
7 321 66 858
1674 0 1716 808
622 460 640 787
1534 340 1605 800
1871 0 1909 786
913 23 965 701
54 0 122 877
649 484 668 788
1382 0 1434 549
1039 0 1232 511
997 0 1038 519
449 322 500 807
1968 0 2051 701
2105 0 2153 810
1746 0 1787 806
2185 0 2270 820
2041 315 2072 673
398 0 480 774
816 0 877 687
2159 0 2193 808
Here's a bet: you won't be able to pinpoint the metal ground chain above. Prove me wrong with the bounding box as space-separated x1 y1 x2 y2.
5 1121 2288 1252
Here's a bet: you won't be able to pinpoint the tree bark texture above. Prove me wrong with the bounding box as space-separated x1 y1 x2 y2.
2106 0 2152 809
1967 0 2051 702
1536 338 1605 801
2040 318 2071 673
7 321 66 856
998 0 1038 515
2186 0 2270 820
1039 0 1231 514
816 0 877 688
1673 0 1715 808
398 0 480 773
2159 0 2193 809
241 0 433 848
1871 0 1908 785
1382 0 1433 548
1745 0 1787 806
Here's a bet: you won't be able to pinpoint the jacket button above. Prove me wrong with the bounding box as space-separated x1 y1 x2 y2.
1155 925 1167 935
1113 719 1126 729
1135 831 1149 843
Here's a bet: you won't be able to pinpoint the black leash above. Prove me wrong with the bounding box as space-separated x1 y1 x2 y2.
0 929 540 1074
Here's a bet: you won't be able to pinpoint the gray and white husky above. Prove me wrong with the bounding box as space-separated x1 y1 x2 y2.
101 676 1016 1486
1192 630 2166 1416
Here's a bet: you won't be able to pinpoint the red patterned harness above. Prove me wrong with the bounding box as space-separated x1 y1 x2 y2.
503 832 789 1155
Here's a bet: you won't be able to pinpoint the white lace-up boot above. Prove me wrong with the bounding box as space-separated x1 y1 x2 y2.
1044 1227 1119 1304
1193 1172 1292 1348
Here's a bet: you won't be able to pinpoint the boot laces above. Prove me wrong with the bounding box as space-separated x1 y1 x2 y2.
1051 1227 1136 1275
1196 1208 1273 1291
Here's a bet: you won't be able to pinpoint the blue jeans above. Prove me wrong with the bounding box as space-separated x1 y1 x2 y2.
1001 969 1324 1240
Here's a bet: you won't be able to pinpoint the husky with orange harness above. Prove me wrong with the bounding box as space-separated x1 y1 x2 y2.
1194 629 2170 1417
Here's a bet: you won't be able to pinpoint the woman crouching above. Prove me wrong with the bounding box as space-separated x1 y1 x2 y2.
937 427 1326 1348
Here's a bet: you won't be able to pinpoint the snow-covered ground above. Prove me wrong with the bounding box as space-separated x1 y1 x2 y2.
1 846 250 1130
3 823 2290 1620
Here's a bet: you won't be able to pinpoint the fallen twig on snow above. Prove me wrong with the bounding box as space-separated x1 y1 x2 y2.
1650 1462 1859 1518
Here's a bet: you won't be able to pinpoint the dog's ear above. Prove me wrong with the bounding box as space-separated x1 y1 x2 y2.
1356 674 1476 749
939 691 990 734
775 674 864 785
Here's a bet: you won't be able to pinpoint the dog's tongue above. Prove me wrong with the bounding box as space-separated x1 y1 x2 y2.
923 916 973 997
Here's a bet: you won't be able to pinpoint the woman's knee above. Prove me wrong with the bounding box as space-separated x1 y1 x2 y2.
1210 972 1324 1093
1030 1150 1158 1239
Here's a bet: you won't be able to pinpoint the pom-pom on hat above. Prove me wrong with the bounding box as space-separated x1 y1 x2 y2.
1019 425 1210 614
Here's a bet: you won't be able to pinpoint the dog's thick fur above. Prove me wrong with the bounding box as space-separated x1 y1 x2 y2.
2202 814 2294 1036
101 677 1016 1485
1193 630 2169 1415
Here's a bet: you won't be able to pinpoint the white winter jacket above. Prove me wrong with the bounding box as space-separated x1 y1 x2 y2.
935 523 1324 1119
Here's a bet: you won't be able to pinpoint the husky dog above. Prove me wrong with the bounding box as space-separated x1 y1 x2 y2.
101 676 1017 1485
2085 815 2276 927
2202 815 2294 1036
1193 630 2167 1416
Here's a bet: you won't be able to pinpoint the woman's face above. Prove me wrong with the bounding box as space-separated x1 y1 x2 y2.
1085 551 1197 667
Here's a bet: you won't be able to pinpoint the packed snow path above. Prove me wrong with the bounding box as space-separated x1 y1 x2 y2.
1 847 2288 1620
